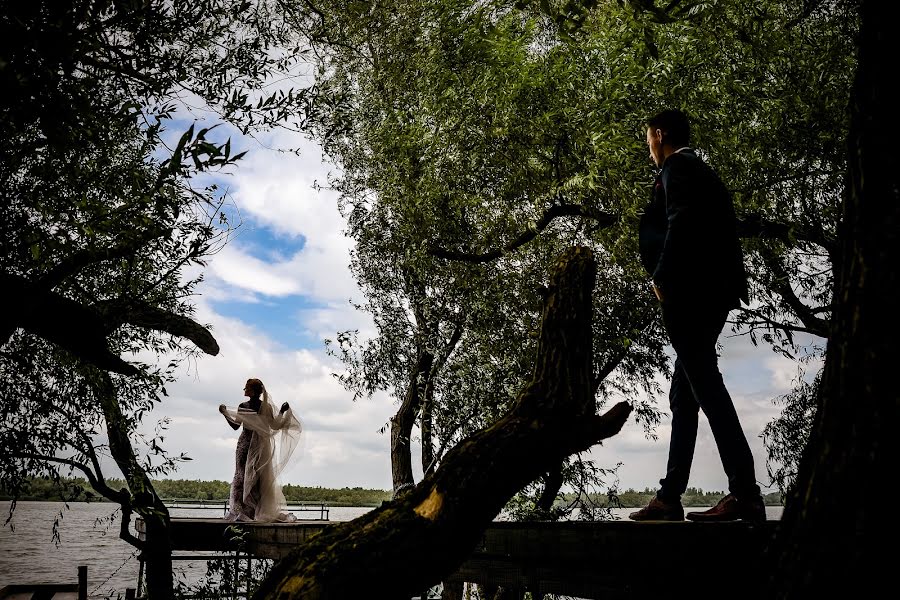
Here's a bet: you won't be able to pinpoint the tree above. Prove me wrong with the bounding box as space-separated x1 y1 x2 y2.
0 2 308 598
306 0 670 512
256 247 633 598
297 0 853 515
258 1 874 596
298 1 891 596
768 0 897 595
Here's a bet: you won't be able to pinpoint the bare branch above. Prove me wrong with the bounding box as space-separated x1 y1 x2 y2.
430 204 833 264
10 453 129 506
430 205 617 263
759 251 830 338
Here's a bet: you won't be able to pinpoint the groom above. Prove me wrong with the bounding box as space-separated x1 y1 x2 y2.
630 109 766 522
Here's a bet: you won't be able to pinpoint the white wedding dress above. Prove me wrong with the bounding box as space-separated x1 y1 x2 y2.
221 391 302 522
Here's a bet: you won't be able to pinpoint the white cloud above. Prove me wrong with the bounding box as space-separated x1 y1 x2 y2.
207 245 304 297
217 131 358 303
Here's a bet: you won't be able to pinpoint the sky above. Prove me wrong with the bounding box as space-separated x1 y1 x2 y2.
140 123 811 497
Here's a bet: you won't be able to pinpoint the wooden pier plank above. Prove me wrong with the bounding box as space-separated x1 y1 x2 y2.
448 520 779 598
138 518 332 558
152 517 778 598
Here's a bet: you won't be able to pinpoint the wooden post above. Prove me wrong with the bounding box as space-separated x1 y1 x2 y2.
136 557 144 598
232 551 239 600
77 565 87 600
245 555 252 597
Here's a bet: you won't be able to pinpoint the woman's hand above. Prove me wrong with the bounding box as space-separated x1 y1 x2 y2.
280 402 290 414
219 404 227 414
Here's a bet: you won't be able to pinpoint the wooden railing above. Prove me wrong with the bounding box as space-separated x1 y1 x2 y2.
162 498 330 520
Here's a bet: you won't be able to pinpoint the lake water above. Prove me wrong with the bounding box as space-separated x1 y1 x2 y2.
0 501 783 597
0 501 373 597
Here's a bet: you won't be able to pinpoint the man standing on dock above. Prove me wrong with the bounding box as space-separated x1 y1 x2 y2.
629 109 766 522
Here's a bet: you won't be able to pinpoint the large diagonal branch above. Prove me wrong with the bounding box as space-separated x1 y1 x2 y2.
101 300 220 356
2 272 138 375
1 272 219 375
254 246 632 599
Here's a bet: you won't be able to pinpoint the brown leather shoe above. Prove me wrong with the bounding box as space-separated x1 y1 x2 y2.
685 493 766 522
628 496 684 521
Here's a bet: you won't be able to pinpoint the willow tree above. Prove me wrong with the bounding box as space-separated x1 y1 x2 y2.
241 0 876 596
294 0 853 514
258 247 634 598
768 0 896 595
0 2 308 598
301 0 679 512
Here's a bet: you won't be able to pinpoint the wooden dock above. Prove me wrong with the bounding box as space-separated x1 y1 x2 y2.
445 520 778 598
143 517 779 598
0 566 89 600
145 518 331 559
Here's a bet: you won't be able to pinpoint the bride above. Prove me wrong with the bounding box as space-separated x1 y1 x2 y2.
218 378 303 522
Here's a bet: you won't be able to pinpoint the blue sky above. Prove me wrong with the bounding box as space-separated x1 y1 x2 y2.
142 120 808 496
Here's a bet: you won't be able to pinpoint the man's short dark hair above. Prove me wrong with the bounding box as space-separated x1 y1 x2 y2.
646 109 691 148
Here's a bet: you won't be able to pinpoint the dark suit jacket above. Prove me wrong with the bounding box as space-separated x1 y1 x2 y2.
638 149 749 308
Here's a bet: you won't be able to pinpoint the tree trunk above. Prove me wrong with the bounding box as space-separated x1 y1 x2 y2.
536 462 564 514
253 246 631 599
95 372 174 599
768 1 897 596
390 346 434 496
140 515 175 599
421 379 435 477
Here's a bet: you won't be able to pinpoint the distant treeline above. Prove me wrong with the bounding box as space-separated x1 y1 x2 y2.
1 477 392 507
565 487 783 508
2 478 782 508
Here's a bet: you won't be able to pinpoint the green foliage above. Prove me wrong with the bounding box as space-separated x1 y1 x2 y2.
295 0 852 507
0 10 309 595
763 368 821 495
280 485 392 506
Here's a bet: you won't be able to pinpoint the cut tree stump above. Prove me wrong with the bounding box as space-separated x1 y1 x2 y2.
253 246 632 600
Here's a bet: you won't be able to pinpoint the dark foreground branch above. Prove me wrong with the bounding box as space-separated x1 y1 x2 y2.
253 246 632 600
1 272 219 375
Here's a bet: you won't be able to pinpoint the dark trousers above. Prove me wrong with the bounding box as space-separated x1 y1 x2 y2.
657 300 760 502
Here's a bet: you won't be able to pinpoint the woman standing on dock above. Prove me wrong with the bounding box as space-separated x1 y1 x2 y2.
219 378 303 522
